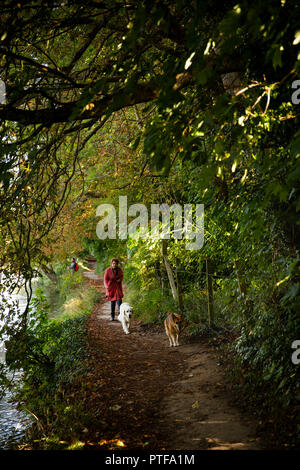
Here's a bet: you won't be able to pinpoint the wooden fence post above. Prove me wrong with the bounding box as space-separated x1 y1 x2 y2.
235 259 247 295
175 258 183 312
205 257 214 327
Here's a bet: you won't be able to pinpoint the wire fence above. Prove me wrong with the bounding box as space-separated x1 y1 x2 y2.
151 266 283 280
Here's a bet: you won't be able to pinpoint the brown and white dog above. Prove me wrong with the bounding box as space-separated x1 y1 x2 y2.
164 312 184 347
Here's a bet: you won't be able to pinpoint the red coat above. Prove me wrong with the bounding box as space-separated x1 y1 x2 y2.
104 266 123 301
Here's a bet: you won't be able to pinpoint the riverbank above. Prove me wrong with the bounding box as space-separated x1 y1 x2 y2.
0 266 100 450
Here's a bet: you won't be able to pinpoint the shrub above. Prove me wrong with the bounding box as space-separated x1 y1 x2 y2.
126 286 177 323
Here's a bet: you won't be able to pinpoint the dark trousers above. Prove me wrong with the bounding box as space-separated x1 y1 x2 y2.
110 299 122 319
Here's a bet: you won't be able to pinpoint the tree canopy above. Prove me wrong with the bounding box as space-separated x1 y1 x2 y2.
0 0 299 316
1 1 299 277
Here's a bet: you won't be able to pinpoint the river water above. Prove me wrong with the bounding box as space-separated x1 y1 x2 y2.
0 289 33 450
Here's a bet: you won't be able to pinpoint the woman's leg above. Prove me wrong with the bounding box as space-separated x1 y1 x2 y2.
110 300 116 320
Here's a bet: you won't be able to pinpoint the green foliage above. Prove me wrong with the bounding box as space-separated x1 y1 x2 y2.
2 285 95 388
181 287 216 333
37 267 99 319
126 286 177 324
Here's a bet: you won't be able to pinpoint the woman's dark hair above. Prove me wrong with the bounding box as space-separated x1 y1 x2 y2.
111 258 119 265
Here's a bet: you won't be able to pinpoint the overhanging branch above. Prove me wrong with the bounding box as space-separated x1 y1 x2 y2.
0 82 158 124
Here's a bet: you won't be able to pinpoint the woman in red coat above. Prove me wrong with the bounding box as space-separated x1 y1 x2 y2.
104 258 123 321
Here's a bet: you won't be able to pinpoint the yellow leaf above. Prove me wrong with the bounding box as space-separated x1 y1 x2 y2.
293 31 300 45
116 440 125 447
85 103 95 111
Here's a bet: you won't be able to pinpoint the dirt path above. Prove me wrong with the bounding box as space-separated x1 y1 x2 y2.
81 270 262 450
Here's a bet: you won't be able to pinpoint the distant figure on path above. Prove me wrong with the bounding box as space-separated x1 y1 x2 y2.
68 257 78 273
104 258 123 321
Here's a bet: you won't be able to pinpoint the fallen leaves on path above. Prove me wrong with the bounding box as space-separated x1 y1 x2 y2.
77 277 184 449
76 271 264 451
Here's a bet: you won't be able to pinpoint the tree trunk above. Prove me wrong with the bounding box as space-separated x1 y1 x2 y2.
41 265 57 283
162 240 178 303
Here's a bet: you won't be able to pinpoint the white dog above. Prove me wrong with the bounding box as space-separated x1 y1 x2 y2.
118 302 133 335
